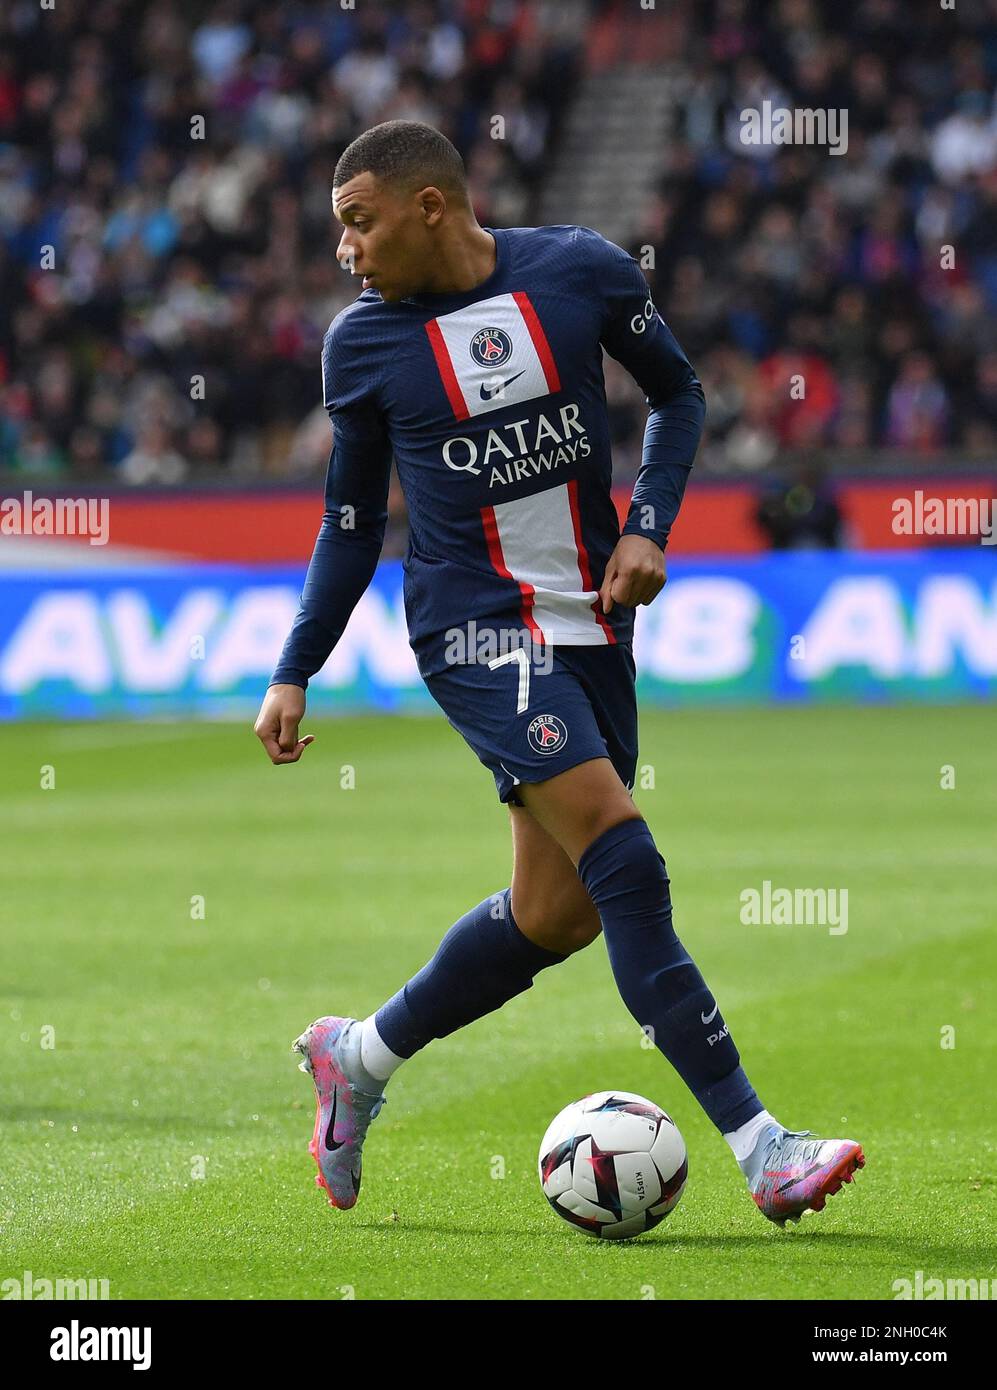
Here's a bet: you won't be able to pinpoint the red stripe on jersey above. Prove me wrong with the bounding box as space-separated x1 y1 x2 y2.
425 318 469 420
480 504 545 642
512 291 561 393
567 478 616 643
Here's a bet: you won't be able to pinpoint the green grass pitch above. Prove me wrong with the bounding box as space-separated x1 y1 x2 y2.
2 705 994 1300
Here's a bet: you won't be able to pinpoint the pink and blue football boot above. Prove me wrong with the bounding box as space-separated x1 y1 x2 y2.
292 1016 387 1210
741 1123 865 1228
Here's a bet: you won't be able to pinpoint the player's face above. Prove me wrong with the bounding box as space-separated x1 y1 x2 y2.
333 173 438 302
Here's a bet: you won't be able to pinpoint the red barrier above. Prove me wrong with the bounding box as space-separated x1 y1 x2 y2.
1 478 994 561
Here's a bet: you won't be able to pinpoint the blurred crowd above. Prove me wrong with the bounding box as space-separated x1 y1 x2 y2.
1 0 996 512
0 0 580 499
608 0 997 481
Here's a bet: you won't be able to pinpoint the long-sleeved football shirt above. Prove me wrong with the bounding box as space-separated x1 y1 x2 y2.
271 223 706 686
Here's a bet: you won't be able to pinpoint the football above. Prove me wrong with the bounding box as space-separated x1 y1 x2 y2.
538 1091 688 1240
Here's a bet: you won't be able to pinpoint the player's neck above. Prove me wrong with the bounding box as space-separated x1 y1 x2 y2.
422 222 497 296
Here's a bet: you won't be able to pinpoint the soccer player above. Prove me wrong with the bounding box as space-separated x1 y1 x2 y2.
254 121 864 1228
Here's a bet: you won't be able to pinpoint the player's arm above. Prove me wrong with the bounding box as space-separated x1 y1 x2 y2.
589 231 706 613
254 326 392 765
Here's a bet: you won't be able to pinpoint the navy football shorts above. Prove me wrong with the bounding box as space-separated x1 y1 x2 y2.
424 642 638 805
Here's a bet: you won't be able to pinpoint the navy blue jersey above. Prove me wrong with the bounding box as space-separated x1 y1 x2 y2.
271 224 705 686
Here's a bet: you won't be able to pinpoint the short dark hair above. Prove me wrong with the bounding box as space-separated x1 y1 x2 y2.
333 121 467 199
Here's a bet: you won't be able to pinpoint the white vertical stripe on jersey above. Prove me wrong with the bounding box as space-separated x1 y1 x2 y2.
489 484 610 643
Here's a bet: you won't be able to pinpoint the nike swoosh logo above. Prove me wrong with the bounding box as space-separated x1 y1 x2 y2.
776 1162 822 1193
324 1088 345 1151
701 1002 719 1024
479 371 525 400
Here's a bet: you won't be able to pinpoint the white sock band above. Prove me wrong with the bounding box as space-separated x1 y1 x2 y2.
360 1014 406 1082
723 1108 782 1162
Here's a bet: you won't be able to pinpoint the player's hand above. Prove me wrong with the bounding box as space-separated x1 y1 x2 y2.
253 684 315 765
599 535 667 614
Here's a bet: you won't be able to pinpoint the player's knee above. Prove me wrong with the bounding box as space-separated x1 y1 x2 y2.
515 897 602 954
577 806 645 861
555 909 603 954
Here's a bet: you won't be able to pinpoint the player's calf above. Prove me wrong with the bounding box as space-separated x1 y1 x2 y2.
508 801 603 953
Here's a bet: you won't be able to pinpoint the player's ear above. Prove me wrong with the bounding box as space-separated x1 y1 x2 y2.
417 186 447 226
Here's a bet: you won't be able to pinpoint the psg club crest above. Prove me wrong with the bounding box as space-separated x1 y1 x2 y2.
470 327 513 367
527 714 568 756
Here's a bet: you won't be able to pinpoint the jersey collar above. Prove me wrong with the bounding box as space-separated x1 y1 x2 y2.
402 227 507 310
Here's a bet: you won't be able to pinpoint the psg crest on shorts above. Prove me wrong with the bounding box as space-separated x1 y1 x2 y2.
528 714 568 755
470 327 513 367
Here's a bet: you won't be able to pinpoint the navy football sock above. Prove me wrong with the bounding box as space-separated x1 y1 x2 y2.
578 818 762 1134
375 889 566 1058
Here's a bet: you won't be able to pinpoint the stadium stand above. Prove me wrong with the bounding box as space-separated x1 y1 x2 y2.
2 0 995 539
